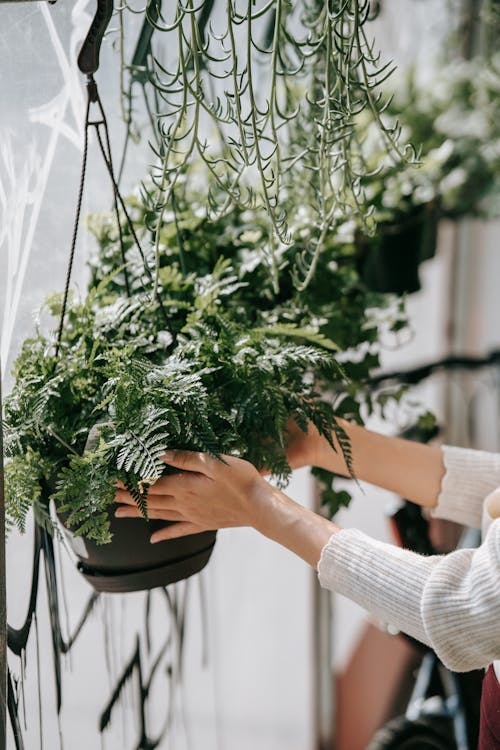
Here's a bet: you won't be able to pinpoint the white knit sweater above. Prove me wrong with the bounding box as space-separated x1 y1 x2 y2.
317 445 500 673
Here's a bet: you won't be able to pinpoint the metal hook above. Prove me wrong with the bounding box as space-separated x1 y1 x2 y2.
77 0 114 75
367 0 382 21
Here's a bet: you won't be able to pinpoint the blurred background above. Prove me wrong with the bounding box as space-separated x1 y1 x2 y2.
2 0 500 748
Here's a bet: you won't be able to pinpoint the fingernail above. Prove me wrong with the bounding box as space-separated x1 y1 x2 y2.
150 535 159 544
162 451 173 461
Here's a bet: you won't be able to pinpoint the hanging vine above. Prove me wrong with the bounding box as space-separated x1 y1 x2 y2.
116 0 416 290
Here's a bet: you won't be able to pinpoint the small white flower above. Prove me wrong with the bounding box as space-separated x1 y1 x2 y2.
428 140 455 166
157 330 173 348
440 167 468 194
413 184 436 204
239 229 262 243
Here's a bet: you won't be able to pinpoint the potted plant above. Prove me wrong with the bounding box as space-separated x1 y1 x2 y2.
4 188 403 592
355 200 440 295
4 0 419 592
351 53 500 295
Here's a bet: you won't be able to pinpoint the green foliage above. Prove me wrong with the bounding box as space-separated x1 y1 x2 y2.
4 449 52 534
311 467 353 518
5 189 408 542
53 451 116 544
116 0 415 291
87 194 391 354
360 54 500 222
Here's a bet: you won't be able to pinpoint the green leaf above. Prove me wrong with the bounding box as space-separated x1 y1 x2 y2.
255 324 339 352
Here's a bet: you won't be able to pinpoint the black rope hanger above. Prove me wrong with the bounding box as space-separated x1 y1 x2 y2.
55 0 174 357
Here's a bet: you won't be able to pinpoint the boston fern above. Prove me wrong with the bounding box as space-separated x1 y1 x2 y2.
4 239 362 544
3 161 409 544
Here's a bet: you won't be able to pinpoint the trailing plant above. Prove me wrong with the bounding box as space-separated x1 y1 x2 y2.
117 0 415 291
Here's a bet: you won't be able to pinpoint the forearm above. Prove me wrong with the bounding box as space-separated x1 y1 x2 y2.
251 481 340 567
318 420 445 509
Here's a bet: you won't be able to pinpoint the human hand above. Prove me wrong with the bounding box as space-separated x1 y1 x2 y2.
284 418 326 470
114 451 270 544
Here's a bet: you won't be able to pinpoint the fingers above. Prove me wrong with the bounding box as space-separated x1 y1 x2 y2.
150 522 206 544
114 508 208 541
115 489 179 505
161 450 219 477
148 471 211 496
115 471 207 504
115 490 136 506
115 504 185 521
115 491 178 510
115 451 228 501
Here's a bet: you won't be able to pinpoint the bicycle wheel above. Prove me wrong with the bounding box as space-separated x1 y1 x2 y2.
366 715 456 750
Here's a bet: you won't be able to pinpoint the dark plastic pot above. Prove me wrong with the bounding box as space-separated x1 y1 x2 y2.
58 510 216 594
356 201 440 295
53 425 217 593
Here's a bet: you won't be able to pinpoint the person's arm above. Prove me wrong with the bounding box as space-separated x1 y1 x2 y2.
287 419 500 527
287 418 446 509
116 451 339 566
318 519 500 672
115 450 500 671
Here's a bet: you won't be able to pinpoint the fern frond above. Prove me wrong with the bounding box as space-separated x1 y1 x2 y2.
114 418 171 479
123 474 149 520
255 324 339 352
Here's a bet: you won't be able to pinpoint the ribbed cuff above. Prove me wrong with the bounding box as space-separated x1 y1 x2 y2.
432 446 500 529
317 528 438 647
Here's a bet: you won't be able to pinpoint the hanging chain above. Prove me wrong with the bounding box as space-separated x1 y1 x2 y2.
55 74 174 357
54 86 92 358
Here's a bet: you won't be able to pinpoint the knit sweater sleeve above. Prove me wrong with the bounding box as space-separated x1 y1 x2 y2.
433 445 500 528
318 520 500 672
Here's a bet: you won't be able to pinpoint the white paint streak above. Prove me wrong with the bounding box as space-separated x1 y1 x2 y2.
0 1 89 376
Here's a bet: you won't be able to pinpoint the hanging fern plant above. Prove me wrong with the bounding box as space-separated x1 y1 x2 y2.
3 189 404 545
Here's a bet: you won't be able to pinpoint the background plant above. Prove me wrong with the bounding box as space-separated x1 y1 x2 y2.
356 52 500 223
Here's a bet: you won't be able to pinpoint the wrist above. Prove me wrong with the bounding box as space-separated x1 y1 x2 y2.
247 476 281 533
250 480 340 567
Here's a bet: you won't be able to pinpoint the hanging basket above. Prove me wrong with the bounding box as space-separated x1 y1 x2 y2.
53 426 216 594
42 58 219 593
356 201 440 295
58 509 216 594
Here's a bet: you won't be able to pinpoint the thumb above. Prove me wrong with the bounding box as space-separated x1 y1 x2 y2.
151 521 205 543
